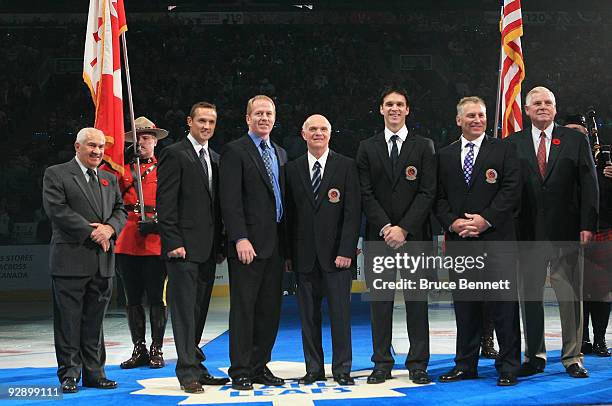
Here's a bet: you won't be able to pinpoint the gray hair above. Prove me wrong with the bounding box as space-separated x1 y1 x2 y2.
525 86 556 106
456 96 486 116
76 127 104 144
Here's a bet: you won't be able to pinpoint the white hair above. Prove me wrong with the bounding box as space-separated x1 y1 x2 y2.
525 86 556 106
76 127 104 144
302 115 332 132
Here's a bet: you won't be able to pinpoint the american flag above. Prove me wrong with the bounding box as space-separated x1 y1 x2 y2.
500 0 525 138
83 0 127 173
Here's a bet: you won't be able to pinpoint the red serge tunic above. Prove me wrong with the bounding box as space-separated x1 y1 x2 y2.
115 158 161 256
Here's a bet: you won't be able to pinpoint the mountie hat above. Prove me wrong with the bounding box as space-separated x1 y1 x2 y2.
124 116 169 143
564 114 587 128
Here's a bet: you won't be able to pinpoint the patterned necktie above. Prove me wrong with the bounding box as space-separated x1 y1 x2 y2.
86 168 102 208
463 142 475 185
312 161 321 201
390 134 399 169
259 140 275 189
536 132 547 178
198 147 211 189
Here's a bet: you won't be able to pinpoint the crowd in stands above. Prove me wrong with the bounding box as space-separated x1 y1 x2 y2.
1 10 610 244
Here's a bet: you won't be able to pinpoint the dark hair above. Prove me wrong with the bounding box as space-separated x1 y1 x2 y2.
189 101 217 118
379 86 410 107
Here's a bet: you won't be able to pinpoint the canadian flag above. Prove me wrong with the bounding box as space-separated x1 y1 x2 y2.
83 0 127 173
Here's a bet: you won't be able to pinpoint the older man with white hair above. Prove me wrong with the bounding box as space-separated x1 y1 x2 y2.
42 127 127 393
506 86 599 379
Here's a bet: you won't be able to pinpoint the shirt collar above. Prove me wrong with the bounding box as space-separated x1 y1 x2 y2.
248 131 271 148
461 133 486 149
384 125 408 143
187 133 208 150
531 123 554 140
307 148 330 172
74 155 96 176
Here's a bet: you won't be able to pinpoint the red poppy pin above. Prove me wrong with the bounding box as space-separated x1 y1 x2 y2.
101 179 109 187
552 138 561 145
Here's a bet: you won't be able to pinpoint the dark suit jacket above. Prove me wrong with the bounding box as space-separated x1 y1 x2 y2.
506 124 598 241
435 136 521 241
219 135 287 259
157 137 222 263
356 131 437 241
286 151 361 273
42 158 127 277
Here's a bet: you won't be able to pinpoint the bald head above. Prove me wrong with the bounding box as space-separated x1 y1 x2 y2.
301 114 332 158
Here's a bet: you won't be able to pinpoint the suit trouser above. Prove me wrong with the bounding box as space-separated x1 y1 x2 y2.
369 264 430 372
166 257 216 385
519 245 584 368
297 262 352 376
228 250 283 379
52 273 112 383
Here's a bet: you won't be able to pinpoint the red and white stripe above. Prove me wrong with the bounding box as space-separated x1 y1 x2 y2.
500 0 525 138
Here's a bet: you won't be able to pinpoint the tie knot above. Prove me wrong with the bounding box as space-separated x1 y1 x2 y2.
87 168 96 178
390 134 399 143
540 132 546 139
313 161 321 170
199 147 207 157
466 142 475 149
259 140 268 150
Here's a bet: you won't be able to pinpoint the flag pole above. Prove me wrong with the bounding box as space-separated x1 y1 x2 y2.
493 4 504 139
120 32 146 221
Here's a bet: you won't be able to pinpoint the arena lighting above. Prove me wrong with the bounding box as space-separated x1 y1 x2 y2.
167 5 177 11
293 4 314 10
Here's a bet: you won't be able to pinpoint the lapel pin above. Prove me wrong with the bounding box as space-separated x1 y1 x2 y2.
552 138 561 145
101 179 109 187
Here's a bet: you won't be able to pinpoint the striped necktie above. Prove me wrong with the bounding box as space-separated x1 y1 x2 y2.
312 161 321 201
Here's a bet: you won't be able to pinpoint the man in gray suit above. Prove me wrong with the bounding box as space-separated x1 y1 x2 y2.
42 127 127 393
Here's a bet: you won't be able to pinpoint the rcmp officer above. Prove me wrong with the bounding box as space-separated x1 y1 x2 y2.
115 116 169 369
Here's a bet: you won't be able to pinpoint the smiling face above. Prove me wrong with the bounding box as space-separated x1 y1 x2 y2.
457 102 487 141
525 90 557 130
302 114 331 157
75 129 105 169
187 107 217 144
246 98 276 139
380 92 409 133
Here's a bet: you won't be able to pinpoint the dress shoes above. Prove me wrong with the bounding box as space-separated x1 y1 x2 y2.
592 340 611 357
82 378 117 389
497 373 518 386
566 363 589 378
252 367 285 386
438 368 478 382
333 373 355 386
61 377 78 394
409 369 432 384
180 381 204 393
298 372 326 384
581 340 593 354
232 377 254 391
517 362 544 377
367 369 392 384
199 373 230 385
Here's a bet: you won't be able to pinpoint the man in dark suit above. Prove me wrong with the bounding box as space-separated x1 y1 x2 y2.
506 86 598 378
219 95 288 391
285 114 361 386
434 96 522 386
356 87 436 385
42 127 127 393
157 102 229 394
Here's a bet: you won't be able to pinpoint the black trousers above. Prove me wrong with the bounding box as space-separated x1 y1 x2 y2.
166 257 216 385
583 301 611 342
228 251 283 379
297 262 352 376
52 273 112 383
116 254 166 306
453 300 521 374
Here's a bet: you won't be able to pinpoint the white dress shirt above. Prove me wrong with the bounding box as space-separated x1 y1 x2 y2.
75 155 97 181
531 123 554 162
460 133 486 165
384 125 409 156
307 148 330 180
187 133 212 189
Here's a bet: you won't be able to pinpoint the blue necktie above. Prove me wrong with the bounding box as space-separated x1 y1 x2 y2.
463 142 475 185
259 140 275 189
312 161 321 201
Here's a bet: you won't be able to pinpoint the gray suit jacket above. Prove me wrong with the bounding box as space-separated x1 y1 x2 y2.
42 158 127 277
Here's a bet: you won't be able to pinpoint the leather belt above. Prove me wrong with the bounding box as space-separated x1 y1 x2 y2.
124 204 156 213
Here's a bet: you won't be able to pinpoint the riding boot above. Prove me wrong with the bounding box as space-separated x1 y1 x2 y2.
120 305 150 369
149 304 168 368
